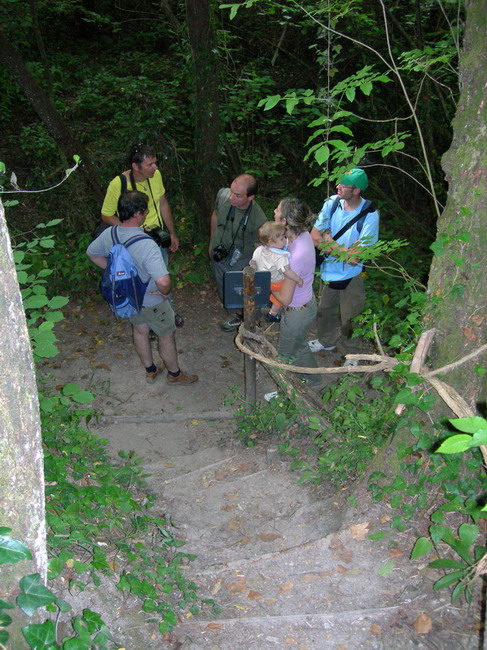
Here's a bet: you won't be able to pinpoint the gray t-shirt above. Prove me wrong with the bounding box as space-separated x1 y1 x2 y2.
211 188 267 258
86 226 168 307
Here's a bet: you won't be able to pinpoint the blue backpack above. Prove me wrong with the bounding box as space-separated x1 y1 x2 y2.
100 227 151 318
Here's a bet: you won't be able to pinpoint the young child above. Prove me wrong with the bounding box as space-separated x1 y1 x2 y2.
250 222 303 322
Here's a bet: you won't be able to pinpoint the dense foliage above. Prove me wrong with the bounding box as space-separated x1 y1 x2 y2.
1 0 462 252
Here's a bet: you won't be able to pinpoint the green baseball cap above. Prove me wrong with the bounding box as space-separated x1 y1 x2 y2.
338 168 369 191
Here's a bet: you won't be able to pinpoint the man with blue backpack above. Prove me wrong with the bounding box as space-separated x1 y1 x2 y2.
309 168 379 363
87 191 198 385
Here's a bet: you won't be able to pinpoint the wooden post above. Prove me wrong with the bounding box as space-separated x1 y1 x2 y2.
242 266 257 410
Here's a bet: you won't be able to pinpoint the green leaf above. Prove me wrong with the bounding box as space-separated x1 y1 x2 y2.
48 296 69 309
378 560 394 577
71 390 96 404
433 570 466 590
394 388 418 405
410 537 433 559
429 525 448 546
458 523 479 546
360 81 373 95
39 239 55 249
33 342 59 358
44 311 64 323
472 430 487 446
314 145 330 164
23 295 49 309
0 598 14 610
37 269 54 277
22 620 56 647
0 535 32 564
285 97 299 114
368 531 387 540
449 416 487 435
328 139 350 152
44 219 63 227
436 434 474 454
392 475 407 490
345 87 356 102
329 125 353 136
262 95 281 111
63 638 90 649
451 581 467 603
17 574 57 616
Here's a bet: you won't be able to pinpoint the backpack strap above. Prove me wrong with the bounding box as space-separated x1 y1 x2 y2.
119 174 127 194
332 200 375 241
330 196 341 219
124 234 152 248
111 225 151 249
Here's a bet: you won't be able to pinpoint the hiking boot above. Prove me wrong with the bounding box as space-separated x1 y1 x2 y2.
175 313 184 328
220 314 242 332
166 371 199 385
308 339 336 353
265 312 281 323
145 366 164 384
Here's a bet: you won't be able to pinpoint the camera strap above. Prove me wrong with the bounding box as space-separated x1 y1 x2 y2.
146 177 164 229
219 202 252 253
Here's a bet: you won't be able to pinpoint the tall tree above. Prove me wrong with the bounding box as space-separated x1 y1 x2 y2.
0 197 47 643
185 0 221 227
425 0 487 409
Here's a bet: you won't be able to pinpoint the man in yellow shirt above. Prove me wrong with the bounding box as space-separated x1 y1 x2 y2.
101 143 183 326
101 143 178 253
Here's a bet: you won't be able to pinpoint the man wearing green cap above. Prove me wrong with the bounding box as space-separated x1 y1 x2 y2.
309 168 379 362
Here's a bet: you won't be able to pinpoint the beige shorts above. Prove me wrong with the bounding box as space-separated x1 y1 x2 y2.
129 301 175 337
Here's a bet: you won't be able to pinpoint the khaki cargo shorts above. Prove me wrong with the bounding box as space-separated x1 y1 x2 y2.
129 301 176 337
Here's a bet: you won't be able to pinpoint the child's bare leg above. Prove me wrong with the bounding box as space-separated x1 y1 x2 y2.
284 269 303 287
269 304 281 316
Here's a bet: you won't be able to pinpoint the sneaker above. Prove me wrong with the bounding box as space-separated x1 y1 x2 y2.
166 371 199 385
146 366 164 384
265 312 281 323
308 339 336 353
220 314 242 332
264 391 279 402
175 313 184 328
342 359 359 367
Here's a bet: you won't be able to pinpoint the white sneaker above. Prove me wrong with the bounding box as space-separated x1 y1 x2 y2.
308 339 336 353
264 391 279 402
342 359 359 367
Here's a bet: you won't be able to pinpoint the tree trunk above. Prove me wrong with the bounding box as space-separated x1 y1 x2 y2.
0 27 104 205
185 0 221 231
424 0 487 411
0 198 47 641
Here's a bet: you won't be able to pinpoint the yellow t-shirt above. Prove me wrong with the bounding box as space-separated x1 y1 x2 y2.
101 169 166 229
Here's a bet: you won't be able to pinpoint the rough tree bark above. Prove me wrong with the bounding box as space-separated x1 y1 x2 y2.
425 0 487 411
0 198 47 640
0 27 104 205
185 0 221 230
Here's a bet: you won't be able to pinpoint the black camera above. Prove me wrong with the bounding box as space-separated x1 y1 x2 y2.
146 226 171 248
212 244 229 262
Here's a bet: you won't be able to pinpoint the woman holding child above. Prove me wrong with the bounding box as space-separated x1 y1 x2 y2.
270 198 322 391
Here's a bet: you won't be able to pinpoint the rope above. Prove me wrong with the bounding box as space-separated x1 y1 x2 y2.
235 325 398 375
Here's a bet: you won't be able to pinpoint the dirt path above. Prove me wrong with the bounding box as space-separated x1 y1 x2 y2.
41 284 480 649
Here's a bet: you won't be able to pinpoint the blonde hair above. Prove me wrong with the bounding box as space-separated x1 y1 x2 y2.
257 221 286 245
